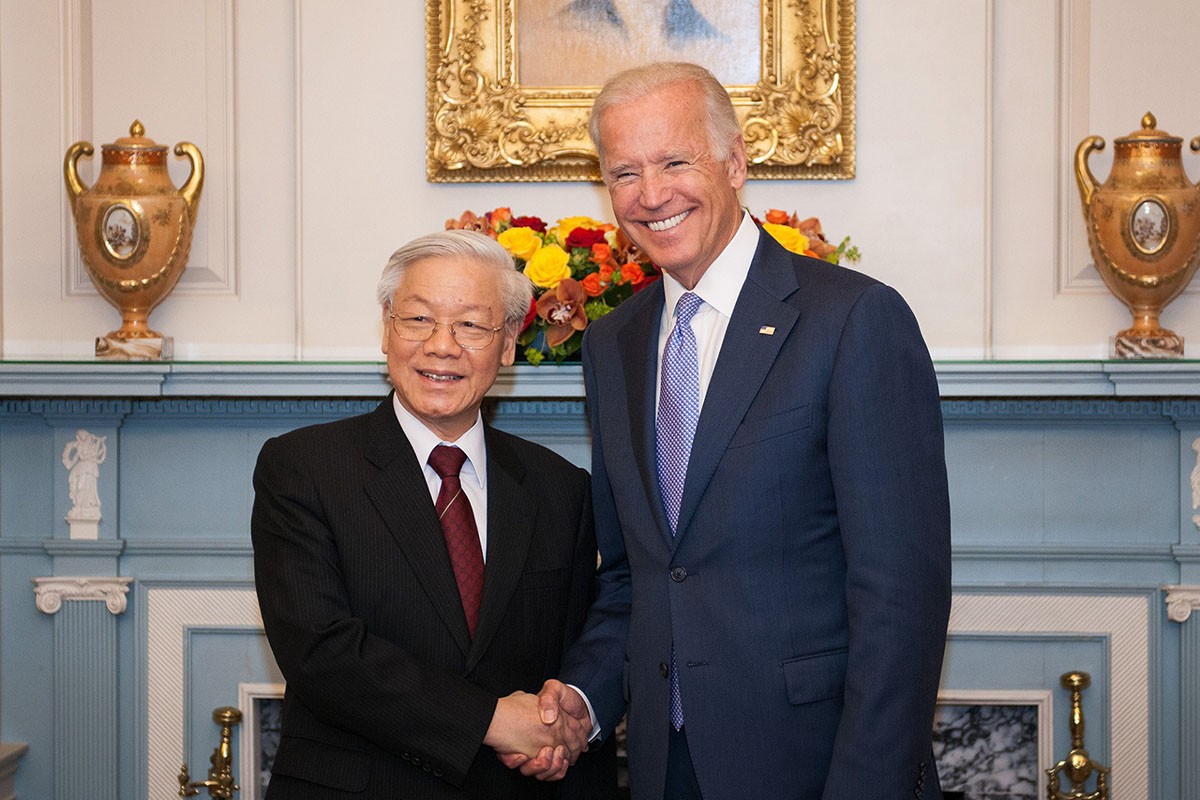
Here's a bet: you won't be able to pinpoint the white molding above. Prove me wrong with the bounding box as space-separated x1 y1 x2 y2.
982 0 995 358
145 587 261 800
61 0 238 298
293 0 304 359
32 575 131 615
949 593 1149 799
237 682 285 800
936 688 1054 798
1164 585 1200 623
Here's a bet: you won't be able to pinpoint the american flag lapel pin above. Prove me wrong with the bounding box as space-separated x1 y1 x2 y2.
758 326 776 336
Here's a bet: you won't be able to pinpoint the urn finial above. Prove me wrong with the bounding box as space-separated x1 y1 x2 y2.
1142 111 1156 130
130 119 144 138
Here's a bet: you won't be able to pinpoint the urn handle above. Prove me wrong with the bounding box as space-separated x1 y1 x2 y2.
63 141 95 204
1074 135 1105 211
174 141 205 224
1193 136 1200 187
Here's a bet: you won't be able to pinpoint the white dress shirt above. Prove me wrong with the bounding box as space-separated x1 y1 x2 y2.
392 394 489 561
656 212 760 412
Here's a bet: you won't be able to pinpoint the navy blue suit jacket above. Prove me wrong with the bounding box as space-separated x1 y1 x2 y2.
561 233 951 799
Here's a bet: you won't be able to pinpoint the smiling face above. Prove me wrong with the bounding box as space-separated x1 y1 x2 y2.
381 256 517 441
598 80 747 289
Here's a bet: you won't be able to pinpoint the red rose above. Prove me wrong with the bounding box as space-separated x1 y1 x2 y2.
564 227 608 250
512 216 548 233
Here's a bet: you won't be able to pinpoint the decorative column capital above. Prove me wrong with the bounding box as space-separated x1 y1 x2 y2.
1165 585 1200 623
32 576 133 615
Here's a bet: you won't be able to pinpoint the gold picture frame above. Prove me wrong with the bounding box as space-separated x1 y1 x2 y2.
425 0 855 182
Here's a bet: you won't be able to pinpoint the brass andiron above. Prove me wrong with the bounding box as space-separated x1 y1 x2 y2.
179 706 242 798
1046 672 1109 800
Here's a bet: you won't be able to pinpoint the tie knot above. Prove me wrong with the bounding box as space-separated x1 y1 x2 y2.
674 292 704 326
428 445 467 478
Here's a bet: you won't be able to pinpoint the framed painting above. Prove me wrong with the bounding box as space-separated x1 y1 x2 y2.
425 0 856 182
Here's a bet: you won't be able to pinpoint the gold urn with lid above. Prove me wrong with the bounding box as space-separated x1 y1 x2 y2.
64 121 203 359
1075 112 1200 357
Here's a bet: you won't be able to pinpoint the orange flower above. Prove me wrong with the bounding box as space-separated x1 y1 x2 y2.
765 209 791 225
489 207 512 228
599 263 615 282
535 278 588 346
580 273 605 297
590 242 613 264
620 262 646 285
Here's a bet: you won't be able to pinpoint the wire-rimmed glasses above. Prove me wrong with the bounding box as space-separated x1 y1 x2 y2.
387 313 504 350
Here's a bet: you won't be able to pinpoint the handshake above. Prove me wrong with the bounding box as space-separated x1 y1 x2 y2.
483 679 593 782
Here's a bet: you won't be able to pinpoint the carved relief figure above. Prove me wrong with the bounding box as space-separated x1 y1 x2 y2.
1191 437 1200 528
63 429 107 519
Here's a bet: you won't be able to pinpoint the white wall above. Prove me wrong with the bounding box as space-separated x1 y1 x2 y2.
2 0 1199 360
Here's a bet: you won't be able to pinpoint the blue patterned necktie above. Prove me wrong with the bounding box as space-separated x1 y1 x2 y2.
657 291 704 730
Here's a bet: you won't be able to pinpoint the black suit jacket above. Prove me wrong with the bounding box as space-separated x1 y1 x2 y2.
251 398 615 799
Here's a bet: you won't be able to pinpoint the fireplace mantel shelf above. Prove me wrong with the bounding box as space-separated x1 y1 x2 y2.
2 360 1200 398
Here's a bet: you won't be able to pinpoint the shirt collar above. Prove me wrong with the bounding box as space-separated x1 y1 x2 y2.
661 211 759 321
392 394 487 490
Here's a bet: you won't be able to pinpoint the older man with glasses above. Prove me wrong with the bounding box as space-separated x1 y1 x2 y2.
251 229 616 799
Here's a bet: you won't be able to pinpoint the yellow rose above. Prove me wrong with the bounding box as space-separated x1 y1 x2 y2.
554 215 605 245
497 226 543 261
763 222 810 255
523 244 572 288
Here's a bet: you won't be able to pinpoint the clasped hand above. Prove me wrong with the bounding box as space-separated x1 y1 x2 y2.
485 680 591 781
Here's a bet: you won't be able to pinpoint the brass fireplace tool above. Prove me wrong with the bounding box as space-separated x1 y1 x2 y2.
1046 672 1109 800
179 706 242 798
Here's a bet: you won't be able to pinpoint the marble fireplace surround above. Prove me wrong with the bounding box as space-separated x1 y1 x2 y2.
142 588 1148 799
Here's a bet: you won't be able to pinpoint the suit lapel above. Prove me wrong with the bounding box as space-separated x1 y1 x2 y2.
466 427 537 671
362 399 474 656
617 283 676 544
673 237 801 541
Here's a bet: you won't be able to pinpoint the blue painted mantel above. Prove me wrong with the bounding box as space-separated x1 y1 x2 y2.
3 359 1200 799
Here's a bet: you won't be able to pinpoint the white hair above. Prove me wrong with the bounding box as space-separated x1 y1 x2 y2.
376 229 532 331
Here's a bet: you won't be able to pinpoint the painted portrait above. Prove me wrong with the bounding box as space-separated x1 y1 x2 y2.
517 0 760 87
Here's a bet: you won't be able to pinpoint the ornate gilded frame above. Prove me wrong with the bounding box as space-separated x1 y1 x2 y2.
425 0 855 182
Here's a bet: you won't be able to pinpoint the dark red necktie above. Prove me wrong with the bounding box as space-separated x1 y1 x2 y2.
428 445 484 637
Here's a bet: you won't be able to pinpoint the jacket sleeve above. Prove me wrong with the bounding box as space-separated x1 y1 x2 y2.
821 283 952 798
558 328 633 739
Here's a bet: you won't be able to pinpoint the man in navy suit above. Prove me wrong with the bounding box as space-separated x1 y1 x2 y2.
251 230 614 798
507 63 952 798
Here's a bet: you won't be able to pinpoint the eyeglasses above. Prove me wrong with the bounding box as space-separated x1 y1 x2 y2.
387 313 504 350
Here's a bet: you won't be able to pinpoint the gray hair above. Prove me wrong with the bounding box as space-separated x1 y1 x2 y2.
376 229 533 331
588 62 742 170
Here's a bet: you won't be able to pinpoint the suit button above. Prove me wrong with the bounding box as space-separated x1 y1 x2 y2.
670 567 688 582
434 769 443 777
659 662 669 677
402 753 411 762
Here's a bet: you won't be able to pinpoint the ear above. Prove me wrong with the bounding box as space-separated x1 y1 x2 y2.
726 136 748 190
500 325 519 367
380 305 391 356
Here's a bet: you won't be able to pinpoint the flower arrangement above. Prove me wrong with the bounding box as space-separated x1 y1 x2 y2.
446 207 659 365
752 209 860 264
446 207 857 365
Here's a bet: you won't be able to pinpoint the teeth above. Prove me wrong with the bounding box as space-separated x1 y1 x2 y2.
421 372 460 382
647 211 689 232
